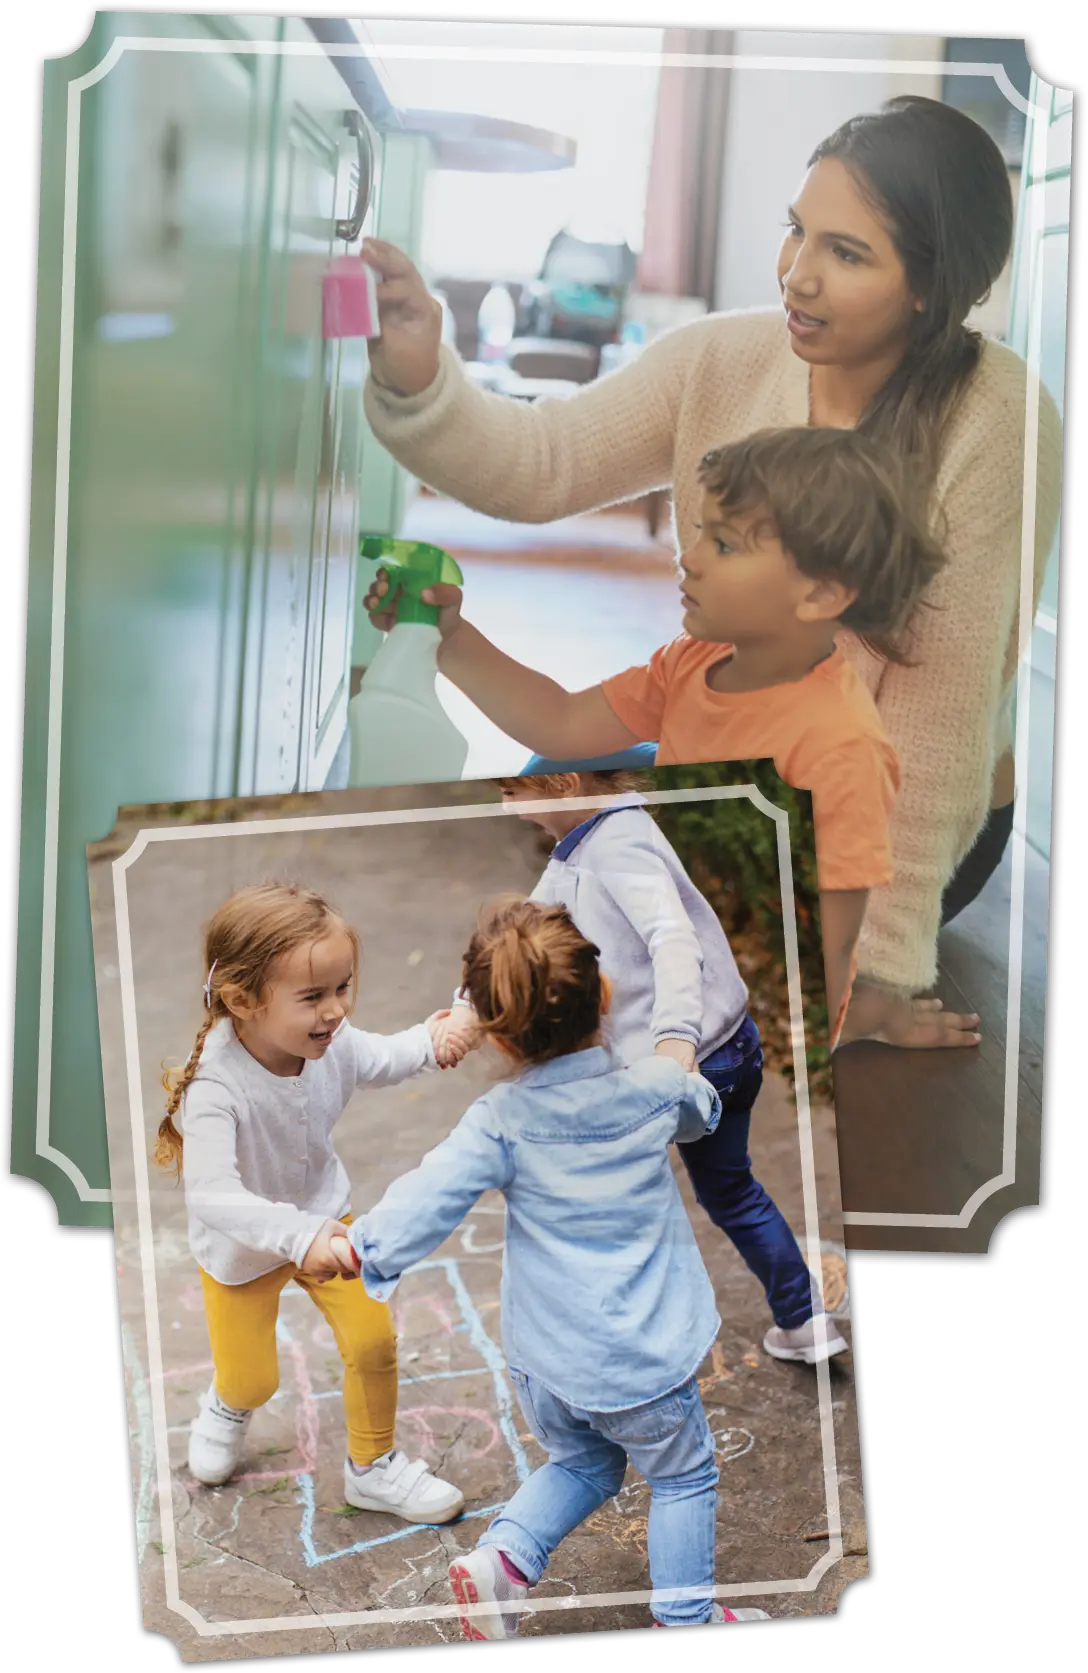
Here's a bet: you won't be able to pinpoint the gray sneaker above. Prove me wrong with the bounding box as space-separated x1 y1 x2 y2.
653 1603 771 1625
764 1315 849 1365
449 1546 529 1640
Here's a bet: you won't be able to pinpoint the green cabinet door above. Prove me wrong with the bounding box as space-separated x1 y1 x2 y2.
14 13 277 1222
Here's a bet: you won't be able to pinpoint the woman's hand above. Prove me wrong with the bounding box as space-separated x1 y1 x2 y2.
837 984 981 1050
363 568 465 638
362 238 444 398
301 1220 358 1281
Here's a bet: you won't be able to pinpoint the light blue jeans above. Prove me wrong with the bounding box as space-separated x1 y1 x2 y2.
480 1370 720 1625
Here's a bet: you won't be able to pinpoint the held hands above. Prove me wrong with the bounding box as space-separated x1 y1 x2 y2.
426 1009 476 1070
362 238 444 398
837 984 982 1050
363 567 464 639
654 1038 698 1073
300 1220 361 1282
329 1234 361 1280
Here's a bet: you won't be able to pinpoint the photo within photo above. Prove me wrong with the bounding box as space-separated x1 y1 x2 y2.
89 772 865 1656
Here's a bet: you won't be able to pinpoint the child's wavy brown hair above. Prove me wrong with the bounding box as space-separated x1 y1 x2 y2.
493 769 648 800
698 426 947 664
461 898 603 1067
155 883 359 1179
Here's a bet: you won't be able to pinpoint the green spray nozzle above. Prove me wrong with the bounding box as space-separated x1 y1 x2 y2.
360 536 464 626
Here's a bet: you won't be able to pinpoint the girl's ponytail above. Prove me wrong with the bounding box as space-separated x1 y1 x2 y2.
462 898 603 1067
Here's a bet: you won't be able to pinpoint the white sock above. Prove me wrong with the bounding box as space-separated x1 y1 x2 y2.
348 1449 394 1476
208 1388 250 1422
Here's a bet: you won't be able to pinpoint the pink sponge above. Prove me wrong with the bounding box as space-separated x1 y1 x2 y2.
322 257 380 340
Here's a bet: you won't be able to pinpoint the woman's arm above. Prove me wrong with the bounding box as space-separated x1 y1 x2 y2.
858 370 1063 993
820 889 868 1036
360 239 703 524
346 1102 513 1299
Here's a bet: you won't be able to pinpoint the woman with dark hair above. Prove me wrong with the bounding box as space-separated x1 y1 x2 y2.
358 96 1062 1048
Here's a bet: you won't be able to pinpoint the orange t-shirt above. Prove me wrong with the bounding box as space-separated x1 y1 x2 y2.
601 636 900 894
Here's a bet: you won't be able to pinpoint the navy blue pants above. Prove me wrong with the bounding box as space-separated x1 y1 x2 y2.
686 1015 815 1330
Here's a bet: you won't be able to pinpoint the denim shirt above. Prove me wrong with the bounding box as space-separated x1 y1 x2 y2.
349 1048 722 1413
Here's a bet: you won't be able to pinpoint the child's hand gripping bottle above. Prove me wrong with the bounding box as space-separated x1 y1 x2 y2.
348 537 470 787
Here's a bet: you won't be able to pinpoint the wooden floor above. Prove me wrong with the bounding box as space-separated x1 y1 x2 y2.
375 494 1050 1254
834 840 1048 1253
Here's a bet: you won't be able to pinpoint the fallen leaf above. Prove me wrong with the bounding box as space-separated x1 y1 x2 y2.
249 1476 291 1497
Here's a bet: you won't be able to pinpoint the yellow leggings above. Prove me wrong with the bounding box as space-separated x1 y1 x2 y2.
200 1225 397 1465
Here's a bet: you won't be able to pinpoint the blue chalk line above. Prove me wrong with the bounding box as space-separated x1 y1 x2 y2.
279 1257 529 1567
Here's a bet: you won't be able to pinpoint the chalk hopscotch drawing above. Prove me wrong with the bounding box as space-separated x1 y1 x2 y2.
134 1238 763 1611
459 1201 506 1256
136 1256 535 1588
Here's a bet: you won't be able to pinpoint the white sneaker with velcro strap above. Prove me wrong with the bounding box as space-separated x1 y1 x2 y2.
188 1384 253 1485
343 1449 465 1524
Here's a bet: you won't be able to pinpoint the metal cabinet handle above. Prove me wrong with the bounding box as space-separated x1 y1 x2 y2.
336 109 374 242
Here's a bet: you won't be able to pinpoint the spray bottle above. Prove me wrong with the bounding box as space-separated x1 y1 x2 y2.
348 537 470 787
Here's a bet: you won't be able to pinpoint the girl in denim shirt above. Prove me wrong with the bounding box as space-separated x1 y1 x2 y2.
438 772 846 1367
337 899 768 1637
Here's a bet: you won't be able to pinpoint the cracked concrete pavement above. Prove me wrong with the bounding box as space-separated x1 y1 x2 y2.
90 786 868 1659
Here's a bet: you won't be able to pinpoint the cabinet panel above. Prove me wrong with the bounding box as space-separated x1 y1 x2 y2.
240 24 379 794
239 100 340 795
353 130 433 673
300 122 375 788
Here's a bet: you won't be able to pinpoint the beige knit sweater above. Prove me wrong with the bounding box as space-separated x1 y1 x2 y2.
363 308 1063 993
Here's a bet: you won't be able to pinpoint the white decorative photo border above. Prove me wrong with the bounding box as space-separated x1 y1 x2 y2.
29 28 1061 1240
105 783 851 1638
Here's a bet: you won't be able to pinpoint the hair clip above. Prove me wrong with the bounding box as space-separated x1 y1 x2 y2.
202 959 218 1009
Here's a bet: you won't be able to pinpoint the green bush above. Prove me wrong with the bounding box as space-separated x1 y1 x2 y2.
650 762 829 1093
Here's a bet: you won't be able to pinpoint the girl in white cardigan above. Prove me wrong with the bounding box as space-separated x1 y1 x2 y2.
358 94 1063 1051
156 882 466 1524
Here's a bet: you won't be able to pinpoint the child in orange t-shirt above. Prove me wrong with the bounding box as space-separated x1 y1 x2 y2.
366 427 946 1038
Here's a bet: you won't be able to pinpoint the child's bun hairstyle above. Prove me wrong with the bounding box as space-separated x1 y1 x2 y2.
461 897 603 1067
698 426 948 664
156 882 358 1178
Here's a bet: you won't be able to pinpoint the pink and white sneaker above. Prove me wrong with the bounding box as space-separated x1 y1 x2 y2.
653 1603 771 1625
448 1546 530 1640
